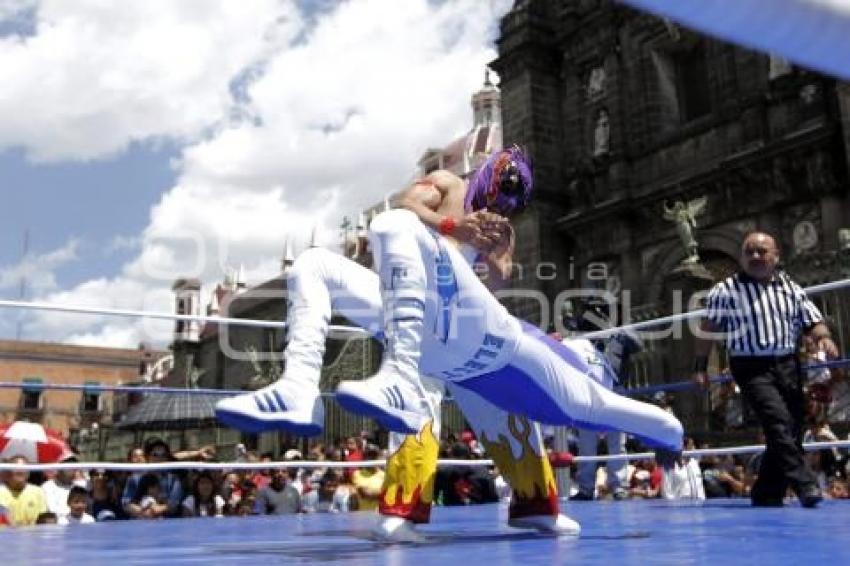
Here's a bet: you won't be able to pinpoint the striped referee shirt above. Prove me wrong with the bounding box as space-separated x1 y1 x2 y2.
705 270 823 356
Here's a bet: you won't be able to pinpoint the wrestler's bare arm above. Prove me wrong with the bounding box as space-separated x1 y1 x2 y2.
397 172 463 235
395 170 499 249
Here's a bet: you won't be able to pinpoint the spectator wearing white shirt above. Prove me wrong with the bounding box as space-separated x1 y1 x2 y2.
41 453 84 521
42 468 75 522
59 486 94 525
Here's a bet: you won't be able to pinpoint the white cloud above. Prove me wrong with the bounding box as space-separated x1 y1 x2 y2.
24 276 173 347
64 324 146 348
11 0 513 347
0 238 79 294
105 234 141 255
0 0 37 24
0 0 301 162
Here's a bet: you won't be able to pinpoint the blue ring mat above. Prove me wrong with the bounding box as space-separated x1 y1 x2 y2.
3 499 848 565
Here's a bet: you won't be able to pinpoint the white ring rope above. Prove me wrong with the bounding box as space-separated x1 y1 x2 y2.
582 277 850 340
0 278 847 340
574 439 850 463
3 440 849 472
0 299 368 338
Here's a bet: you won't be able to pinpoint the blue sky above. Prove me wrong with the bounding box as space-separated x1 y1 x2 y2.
0 144 177 291
0 0 511 346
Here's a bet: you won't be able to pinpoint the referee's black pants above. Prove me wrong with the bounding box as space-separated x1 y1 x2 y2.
729 355 817 500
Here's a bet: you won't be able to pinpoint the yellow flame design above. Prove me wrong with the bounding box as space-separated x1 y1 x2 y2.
479 415 556 501
381 421 440 507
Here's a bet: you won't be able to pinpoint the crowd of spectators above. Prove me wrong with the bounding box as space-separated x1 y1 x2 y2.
2 338 849 528
2 421 850 528
0 434 382 528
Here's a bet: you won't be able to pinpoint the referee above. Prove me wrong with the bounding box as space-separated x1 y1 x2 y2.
692 231 840 508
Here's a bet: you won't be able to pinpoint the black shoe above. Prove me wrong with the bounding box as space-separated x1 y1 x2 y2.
751 497 784 507
612 489 629 501
569 492 594 501
654 447 682 470
797 486 823 508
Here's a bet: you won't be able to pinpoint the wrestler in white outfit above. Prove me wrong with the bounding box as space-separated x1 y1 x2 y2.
336 209 683 452
217 212 680 453
216 236 582 537
215 147 681 540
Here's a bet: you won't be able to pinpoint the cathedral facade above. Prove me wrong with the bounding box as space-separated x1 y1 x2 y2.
491 0 850 431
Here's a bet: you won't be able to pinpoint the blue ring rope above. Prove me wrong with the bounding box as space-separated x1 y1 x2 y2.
1 358 847 398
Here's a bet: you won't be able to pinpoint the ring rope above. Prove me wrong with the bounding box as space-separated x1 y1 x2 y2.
621 358 850 396
0 299 368 337
581 277 850 340
0 278 847 339
3 440 849 472
1 358 846 398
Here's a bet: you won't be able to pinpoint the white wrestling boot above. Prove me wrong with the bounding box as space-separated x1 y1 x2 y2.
337 242 433 434
337 212 434 433
215 379 324 436
508 514 581 536
336 319 432 435
216 268 329 436
372 516 426 543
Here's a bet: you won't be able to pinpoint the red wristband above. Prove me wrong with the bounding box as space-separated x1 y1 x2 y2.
439 216 456 235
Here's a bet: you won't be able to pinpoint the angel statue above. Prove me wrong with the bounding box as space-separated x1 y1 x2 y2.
246 342 283 389
663 196 707 264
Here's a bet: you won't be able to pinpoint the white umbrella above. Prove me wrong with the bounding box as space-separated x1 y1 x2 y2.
0 421 72 463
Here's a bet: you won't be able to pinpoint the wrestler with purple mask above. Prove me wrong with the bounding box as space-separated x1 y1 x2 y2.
331 145 680 539
217 146 682 540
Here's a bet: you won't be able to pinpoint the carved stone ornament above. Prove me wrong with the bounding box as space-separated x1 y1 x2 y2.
587 66 606 100
800 84 820 105
606 273 622 296
768 54 793 80
792 220 818 253
593 108 610 157
662 196 708 264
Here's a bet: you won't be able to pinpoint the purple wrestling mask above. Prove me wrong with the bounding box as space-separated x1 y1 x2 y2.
464 145 533 216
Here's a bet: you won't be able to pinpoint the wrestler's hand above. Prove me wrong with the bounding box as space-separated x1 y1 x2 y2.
473 209 510 233
466 210 511 253
455 212 499 249
488 222 514 257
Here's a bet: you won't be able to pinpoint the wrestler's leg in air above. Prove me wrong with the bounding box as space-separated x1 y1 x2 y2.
456 324 684 452
336 209 454 433
215 248 385 435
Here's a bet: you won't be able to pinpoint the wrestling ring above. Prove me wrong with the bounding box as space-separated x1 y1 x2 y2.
1 274 849 564
4 1 850 559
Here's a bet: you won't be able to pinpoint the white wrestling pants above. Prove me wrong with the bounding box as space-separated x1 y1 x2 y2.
286 210 683 450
